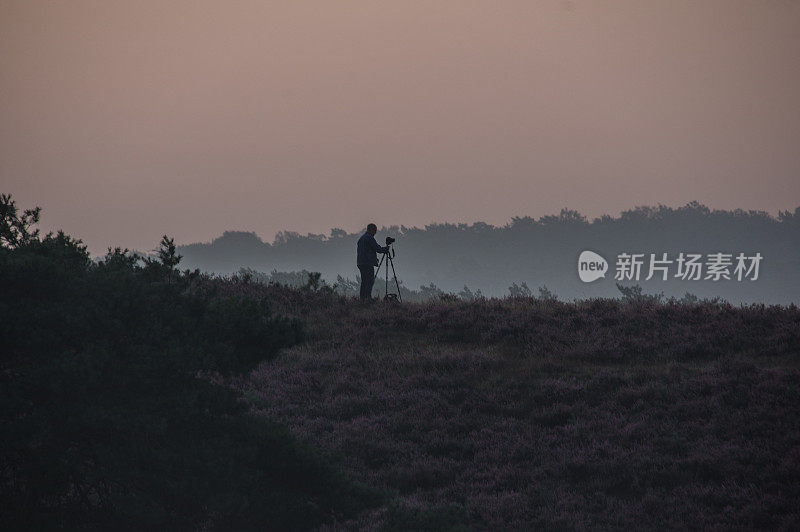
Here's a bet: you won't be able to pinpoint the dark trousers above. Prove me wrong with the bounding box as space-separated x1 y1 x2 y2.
358 264 375 300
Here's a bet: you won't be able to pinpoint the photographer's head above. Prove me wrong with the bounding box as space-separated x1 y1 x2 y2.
366 223 377 235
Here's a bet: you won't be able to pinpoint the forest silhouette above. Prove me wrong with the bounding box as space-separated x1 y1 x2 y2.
179 202 800 304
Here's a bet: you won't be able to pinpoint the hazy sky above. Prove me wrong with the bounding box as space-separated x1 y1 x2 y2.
2 0 799 254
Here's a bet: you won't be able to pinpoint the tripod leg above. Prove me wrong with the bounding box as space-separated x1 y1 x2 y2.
373 256 385 299
388 254 402 302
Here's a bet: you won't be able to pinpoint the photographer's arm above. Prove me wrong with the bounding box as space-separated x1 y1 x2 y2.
368 235 389 254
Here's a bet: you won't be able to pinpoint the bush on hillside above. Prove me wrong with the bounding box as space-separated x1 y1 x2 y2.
0 195 380 529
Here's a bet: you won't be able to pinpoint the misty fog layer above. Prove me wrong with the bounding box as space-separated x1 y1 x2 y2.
178 202 800 304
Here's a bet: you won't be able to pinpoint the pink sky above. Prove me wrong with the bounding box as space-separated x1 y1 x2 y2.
2 0 799 254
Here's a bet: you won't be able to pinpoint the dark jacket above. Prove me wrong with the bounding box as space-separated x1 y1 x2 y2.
357 232 389 266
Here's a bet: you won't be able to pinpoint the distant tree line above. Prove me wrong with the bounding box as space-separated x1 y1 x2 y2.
180 202 800 304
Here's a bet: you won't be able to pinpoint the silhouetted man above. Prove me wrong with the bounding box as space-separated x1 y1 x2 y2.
357 223 389 301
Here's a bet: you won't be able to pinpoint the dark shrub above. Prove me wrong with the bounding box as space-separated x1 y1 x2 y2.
0 206 378 529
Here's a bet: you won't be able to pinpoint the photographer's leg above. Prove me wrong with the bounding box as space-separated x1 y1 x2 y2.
358 265 373 300
364 266 375 300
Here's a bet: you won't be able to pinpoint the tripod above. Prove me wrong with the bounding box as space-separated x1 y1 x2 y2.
375 244 402 302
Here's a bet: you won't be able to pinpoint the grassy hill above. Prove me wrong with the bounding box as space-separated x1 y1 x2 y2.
3 194 798 529
210 280 800 529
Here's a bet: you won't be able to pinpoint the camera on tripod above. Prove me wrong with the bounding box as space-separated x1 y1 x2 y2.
376 236 401 302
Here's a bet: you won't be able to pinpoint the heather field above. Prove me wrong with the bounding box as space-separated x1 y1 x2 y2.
208 280 800 530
